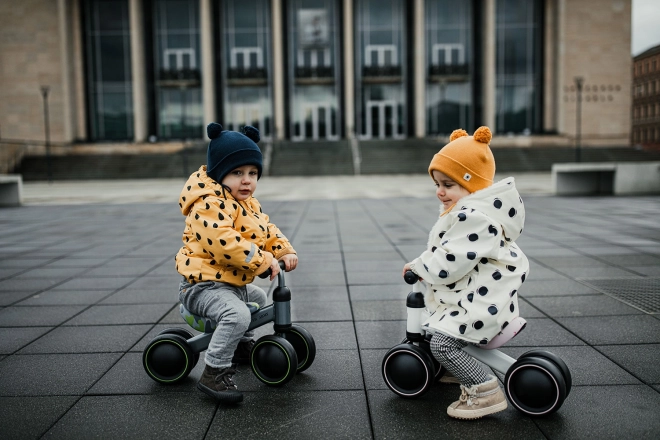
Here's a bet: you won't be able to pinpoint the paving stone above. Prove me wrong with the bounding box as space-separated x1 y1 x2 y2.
66 303 174 326
17 324 152 354
595 344 660 384
526 294 644 317
208 390 371 439
0 327 52 354
52 276 136 291
518 279 601 297
0 305 86 326
533 385 660 439
557 315 660 345
351 300 406 321
0 353 121 396
17 288 115 306
368 389 546 439
0 396 79 440
43 394 215 439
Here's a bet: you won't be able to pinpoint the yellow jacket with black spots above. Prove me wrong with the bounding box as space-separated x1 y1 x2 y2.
175 166 296 286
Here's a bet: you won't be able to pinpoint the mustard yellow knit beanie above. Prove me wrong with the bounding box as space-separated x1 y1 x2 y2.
428 126 495 193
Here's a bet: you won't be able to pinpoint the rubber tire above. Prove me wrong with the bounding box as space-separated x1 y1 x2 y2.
382 343 436 398
505 356 568 416
418 338 445 382
518 349 572 396
156 327 200 365
143 334 195 384
251 335 298 386
281 325 316 373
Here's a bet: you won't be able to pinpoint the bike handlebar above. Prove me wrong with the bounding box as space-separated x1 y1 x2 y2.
258 260 286 279
404 270 419 285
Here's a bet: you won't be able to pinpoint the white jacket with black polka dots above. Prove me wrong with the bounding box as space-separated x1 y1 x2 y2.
409 177 529 345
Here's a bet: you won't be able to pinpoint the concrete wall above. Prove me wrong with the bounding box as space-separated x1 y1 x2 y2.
0 0 66 143
558 0 632 145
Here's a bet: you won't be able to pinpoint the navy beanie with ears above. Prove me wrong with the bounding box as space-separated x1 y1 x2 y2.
205 123 263 184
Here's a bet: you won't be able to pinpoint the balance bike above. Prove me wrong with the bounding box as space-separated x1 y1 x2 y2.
382 271 571 416
143 261 316 387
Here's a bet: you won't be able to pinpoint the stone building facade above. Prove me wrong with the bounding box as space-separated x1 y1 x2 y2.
632 44 660 147
0 0 632 154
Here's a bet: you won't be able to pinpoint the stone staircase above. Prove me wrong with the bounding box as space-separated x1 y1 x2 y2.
14 140 660 181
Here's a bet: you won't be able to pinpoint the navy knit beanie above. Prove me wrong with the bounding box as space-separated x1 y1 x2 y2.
205 123 263 184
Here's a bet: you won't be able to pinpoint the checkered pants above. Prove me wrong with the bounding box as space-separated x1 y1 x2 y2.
430 332 489 386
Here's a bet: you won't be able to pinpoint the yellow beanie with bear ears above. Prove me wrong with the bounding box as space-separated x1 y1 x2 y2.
428 126 495 193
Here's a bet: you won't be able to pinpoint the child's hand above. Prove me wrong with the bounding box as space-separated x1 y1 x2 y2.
279 254 298 272
267 254 280 281
402 263 422 281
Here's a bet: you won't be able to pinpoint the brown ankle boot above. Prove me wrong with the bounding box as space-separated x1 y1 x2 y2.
447 376 507 419
197 365 243 403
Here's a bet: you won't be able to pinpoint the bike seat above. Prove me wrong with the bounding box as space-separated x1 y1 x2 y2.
478 316 527 349
179 302 260 334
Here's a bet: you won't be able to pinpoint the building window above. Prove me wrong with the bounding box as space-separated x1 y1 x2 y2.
355 0 407 140
83 0 133 140
287 0 341 141
495 0 543 134
425 0 473 135
153 0 202 139
220 0 273 137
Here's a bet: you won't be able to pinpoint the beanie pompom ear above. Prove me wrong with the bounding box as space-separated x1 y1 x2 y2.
242 125 260 144
449 129 469 142
473 126 492 144
207 123 223 139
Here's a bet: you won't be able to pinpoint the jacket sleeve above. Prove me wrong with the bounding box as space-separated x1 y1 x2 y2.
189 200 272 275
263 212 296 259
409 210 501 286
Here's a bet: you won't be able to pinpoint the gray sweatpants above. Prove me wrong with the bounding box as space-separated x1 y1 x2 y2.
179 279 267 369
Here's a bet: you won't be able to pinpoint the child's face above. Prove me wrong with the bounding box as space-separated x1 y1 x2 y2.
221 165 259 201
432 170 471 210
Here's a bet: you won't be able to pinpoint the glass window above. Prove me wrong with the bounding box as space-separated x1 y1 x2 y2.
355 0 407 139
425 0 473 135
495 0 542 134
84 0 133 140
287 0 341 141
153 0 202 139
221 0 272 137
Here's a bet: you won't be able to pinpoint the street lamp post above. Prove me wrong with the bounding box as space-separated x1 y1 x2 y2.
40 85 52 182
574 76 584 163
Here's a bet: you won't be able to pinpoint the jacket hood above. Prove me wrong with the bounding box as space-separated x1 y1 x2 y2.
453 177 526 241
179 166 238 216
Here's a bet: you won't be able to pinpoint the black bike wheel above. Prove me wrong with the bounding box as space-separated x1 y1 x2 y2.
505 356 567 416
281 325 316 373
251 335 298 386
382 343 436 398
518 349 572 396
143 334 195 384
156 327 200 365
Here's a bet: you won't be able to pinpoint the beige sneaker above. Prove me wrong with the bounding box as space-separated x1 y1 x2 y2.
447 376 507 420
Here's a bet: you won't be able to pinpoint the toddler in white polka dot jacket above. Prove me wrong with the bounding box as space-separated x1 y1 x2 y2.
403 126 529 420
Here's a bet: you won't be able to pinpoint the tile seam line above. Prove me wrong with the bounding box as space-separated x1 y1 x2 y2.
332 200 376 440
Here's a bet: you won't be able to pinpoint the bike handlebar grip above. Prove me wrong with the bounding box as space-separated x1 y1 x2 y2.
404 270 419 285
257 260 286 279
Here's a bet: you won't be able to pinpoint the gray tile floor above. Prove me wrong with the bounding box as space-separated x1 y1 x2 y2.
1 194 659 439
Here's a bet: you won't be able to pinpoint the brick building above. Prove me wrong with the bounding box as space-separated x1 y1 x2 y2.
632 44 660 147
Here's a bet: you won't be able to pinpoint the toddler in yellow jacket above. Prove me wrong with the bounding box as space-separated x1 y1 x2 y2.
176 122 297 403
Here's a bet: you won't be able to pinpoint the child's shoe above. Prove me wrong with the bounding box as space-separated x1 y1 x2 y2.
231 339 255 365
197 365 243 403
447 376 507 419
439 370 461 384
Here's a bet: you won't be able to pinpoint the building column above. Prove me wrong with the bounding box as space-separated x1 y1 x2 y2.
413 0 425 138
271 0 285 140
482 0 496 130
343 0 355 139
200 0 215 132
543 0 557 132
129 0 148 142
71 0 87 140
57 0 74 143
